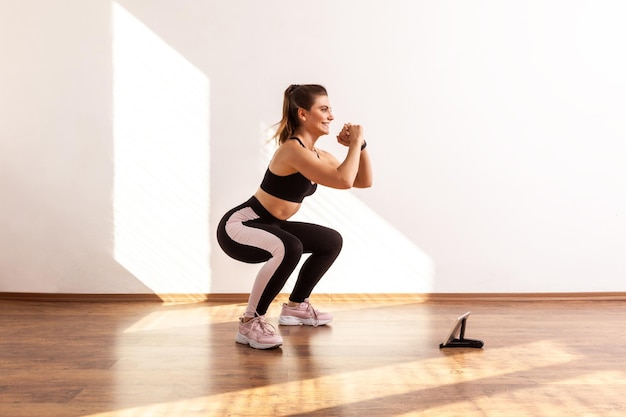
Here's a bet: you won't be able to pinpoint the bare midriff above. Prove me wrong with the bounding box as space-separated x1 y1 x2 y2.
254 188 302 220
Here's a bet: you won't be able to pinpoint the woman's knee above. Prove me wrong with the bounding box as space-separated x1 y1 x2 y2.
326 228 343 254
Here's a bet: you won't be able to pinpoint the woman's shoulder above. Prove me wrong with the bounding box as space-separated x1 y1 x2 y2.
268 141 302 173
274 139 300 156
276 139 310 157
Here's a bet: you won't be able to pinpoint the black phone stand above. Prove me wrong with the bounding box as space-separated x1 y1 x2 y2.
439 315 484 349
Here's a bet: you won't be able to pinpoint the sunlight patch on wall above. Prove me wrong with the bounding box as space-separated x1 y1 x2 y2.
112 3 210 293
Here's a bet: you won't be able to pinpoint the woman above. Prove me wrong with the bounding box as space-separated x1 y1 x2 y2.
217 84 372 349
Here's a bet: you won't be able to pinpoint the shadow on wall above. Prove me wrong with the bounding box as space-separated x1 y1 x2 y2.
0 0 157 295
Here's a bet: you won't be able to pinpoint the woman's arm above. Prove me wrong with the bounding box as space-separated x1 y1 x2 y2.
269 124 371 190
274 133 364 189
353 145 373 188
337 123 372 188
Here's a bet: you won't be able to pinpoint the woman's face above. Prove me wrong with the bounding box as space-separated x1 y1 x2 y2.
301 95 334 136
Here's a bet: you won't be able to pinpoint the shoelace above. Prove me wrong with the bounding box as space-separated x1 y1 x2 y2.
244 317 277 336
306 303 320 327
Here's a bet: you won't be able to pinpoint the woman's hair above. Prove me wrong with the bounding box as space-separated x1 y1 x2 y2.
273 84 328 144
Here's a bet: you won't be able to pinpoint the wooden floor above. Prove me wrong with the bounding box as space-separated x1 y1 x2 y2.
1 298 625 417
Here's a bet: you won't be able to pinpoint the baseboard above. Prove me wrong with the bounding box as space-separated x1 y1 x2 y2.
1 292 626 303
423 292 626 302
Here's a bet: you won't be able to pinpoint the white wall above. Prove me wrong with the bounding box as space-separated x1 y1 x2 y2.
1 0 625 295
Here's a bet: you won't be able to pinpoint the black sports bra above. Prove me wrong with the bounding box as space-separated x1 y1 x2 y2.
259 138 318 203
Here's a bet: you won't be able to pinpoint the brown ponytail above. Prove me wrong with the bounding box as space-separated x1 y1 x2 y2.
273 84 328 145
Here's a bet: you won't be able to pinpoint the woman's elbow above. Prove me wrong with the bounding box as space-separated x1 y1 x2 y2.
354 178 373 189
334 175 356 189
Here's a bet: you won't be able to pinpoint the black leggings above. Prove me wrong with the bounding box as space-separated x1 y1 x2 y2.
216 196 343 317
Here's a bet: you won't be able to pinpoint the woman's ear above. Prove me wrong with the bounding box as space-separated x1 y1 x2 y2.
297 107 307 122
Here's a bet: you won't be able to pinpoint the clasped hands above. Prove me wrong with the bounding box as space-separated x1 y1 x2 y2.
336 123 364 149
